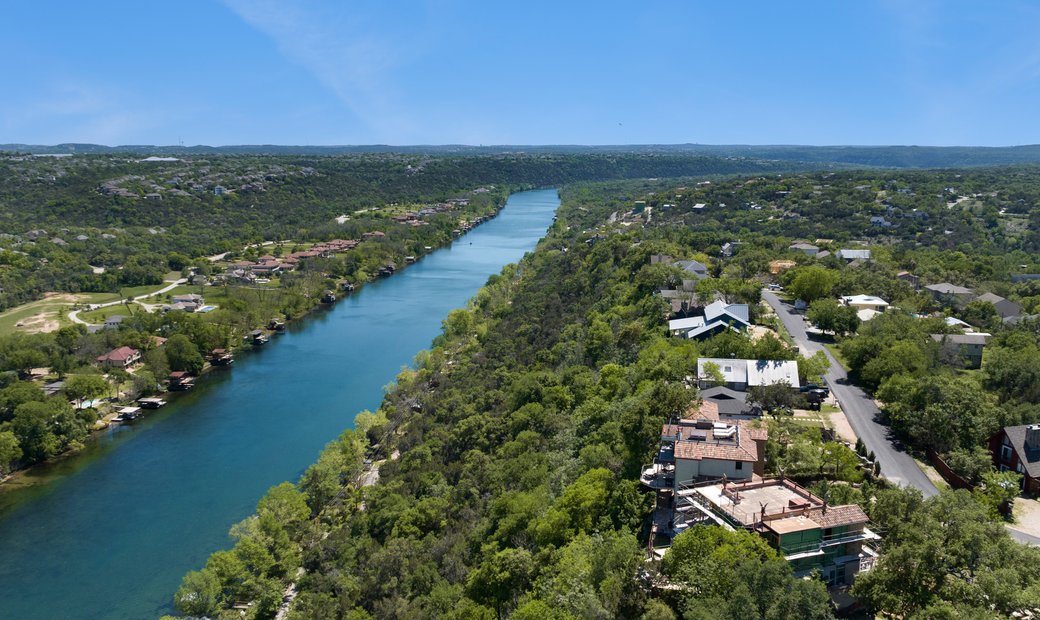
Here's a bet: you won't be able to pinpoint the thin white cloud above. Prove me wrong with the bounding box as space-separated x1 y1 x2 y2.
1 80 161 144
221 0 419 140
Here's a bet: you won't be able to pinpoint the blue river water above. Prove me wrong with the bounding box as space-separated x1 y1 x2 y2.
0 189 559 619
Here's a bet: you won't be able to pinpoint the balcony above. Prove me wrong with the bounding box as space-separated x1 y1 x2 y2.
640 462 675 489
780 528 879 557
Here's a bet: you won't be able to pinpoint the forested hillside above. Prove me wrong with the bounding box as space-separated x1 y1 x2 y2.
7 143 1040 169
0 152 802 310
169 174 1040 619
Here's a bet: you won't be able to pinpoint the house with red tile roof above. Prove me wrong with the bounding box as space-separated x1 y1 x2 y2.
96 346 141 369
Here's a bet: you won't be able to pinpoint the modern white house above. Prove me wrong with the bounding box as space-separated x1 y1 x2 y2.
840 294 888 311
697 358 801 391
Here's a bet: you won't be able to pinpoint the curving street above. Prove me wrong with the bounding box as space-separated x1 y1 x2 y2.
67 278 187 325
762 290 939 496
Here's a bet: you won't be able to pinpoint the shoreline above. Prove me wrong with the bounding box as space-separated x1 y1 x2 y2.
0 195 511 492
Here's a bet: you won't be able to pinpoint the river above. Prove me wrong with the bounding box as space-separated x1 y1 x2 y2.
0 189 560 619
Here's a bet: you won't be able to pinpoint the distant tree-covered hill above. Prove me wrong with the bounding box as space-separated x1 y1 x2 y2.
5 143 1040 168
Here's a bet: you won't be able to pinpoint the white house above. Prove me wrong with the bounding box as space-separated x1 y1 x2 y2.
697 358 801 391
840 295 889 321
840 295 889 312
837 249 872 261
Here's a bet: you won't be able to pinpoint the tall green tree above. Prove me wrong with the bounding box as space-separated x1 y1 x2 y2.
165 334 204 374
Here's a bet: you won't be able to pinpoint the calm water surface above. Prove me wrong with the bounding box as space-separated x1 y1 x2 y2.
0 189 559 619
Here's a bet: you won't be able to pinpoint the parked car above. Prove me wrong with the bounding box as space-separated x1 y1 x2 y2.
800 383 830 397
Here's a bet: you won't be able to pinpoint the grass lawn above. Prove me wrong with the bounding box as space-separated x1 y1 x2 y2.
119 284 167 299
154 284 231 305
0 298 73 333
77 303 144 324
1 275 201 334
825 343 849 370
76 292 124 304
0 291 131 334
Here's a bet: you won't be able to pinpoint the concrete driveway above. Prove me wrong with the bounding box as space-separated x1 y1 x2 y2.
762 290 939 497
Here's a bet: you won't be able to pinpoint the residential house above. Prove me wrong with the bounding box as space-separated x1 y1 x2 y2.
931 333 990 369
96 346 141 369
840 294 889 321
840 295 889 313
975 292 1022 320
697 358 801 391
925 283 975 306
1005 314 1040 326
674 259 709 280
171 293 204 312
837 249 872 262
668 301 751 340
42 381 65 396
990 424 1040 494
691 478 878 586
105 315 126 330
669 419 767 484
720 242 737 257
640 401 768 492
789 242 819 257
944 316 974 331
172 293 204 303
896 271 920 289
700 386 760 418
869 216 891 227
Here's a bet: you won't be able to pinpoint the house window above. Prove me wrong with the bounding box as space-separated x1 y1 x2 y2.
1018 463 1025 474
723 366 732 373
1001 445 1013 462
735 461 743 470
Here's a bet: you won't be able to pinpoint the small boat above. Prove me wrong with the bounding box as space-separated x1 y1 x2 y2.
251 330 269 345
340 281 355 293
267 319 286 332
320 290 337 303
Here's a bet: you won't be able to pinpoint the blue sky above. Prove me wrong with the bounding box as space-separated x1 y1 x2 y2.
2 1 1039 146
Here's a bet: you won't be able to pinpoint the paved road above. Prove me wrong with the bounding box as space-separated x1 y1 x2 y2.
762 290 939 497
68 279 188 325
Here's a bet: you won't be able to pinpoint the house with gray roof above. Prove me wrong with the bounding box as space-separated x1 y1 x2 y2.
990 425 1040 494
789 242 819 257
667 301 750 340
674 259 709 280
931 333 990 369
975 292 1022 320
925 283 975 306
700 386 761 418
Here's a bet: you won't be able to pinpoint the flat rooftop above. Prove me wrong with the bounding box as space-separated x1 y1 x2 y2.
696 479 821 526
